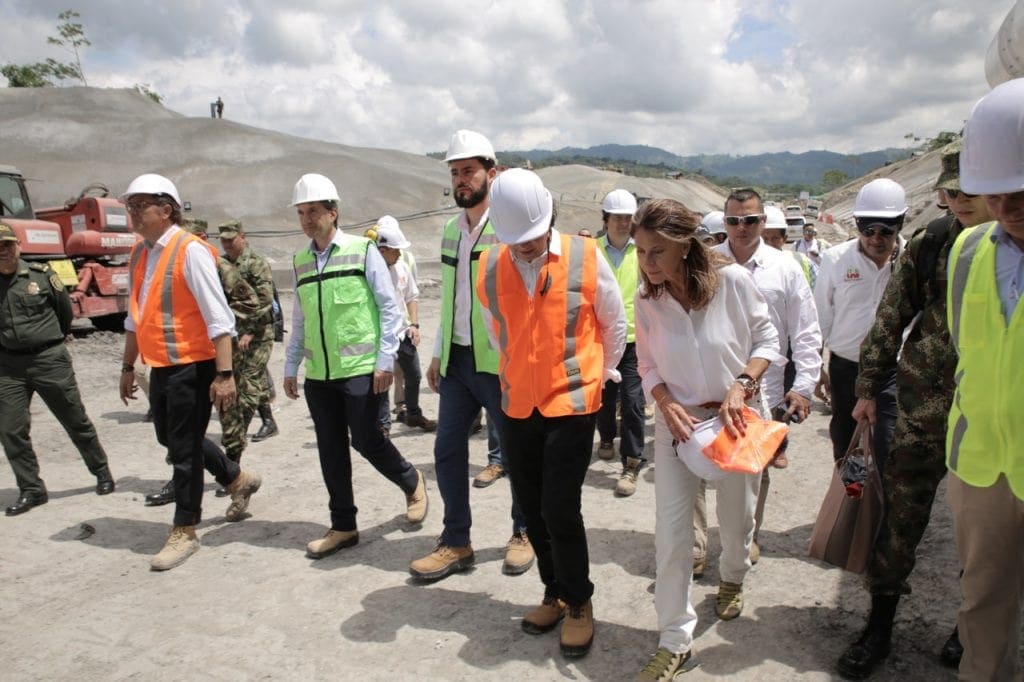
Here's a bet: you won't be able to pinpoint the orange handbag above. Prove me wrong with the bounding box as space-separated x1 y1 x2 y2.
700 405 789 474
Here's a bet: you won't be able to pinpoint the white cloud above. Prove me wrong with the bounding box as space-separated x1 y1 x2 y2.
0 0 1013 156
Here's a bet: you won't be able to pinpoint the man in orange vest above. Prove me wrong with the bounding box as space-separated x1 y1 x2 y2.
477 169 626 659
118 174 262 572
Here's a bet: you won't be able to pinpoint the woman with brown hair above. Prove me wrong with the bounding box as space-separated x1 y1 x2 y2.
632 198 781 679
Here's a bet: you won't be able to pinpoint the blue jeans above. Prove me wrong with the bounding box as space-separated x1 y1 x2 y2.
486 413 502 466
434 345 526 546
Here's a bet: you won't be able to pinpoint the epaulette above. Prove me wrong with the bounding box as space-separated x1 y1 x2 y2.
28 262 50 273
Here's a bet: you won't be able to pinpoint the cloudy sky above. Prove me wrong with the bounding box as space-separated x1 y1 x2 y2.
0 0 1014 157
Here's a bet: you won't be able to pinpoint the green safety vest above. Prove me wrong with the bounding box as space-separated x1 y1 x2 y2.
293 236 380 381
439 215 500 376
946 222 1024 499
597 239 638 343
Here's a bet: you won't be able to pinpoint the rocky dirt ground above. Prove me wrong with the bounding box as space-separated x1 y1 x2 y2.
1 287 969 681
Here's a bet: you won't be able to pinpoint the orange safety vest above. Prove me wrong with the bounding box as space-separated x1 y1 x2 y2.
477 232 604 418
129 229 217 367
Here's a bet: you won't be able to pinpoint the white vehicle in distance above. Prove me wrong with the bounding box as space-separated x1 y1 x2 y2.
785 204 803 217
785 214 806 242
805 201 821 219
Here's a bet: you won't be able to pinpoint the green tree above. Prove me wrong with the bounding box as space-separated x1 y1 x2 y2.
47 10 90 85
2 10 89 88
822 169 849 191
135 83 162 103
1 63 56 87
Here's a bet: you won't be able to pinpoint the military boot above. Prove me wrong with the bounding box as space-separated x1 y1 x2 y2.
150 525 199 571
837 594 900 679
251 403 278 442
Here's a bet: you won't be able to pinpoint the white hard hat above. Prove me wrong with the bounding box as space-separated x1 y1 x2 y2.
373 215 411 250
291 173 340 206
764 206 788 231
444 129 497 163
961 78 1024 195
674 416 727 481
488 168 553 245
701 210 726 235
121 173 181 207
853 178 908 219
602 189 637 215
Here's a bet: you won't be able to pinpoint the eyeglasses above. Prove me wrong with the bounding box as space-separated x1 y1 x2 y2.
124 199 158 213
857 223 898 238
944 189 978 200
724 214 765 226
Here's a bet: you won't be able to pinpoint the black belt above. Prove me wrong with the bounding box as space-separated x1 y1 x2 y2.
0 338 64 356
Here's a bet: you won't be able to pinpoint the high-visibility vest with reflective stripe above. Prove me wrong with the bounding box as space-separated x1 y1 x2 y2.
597 239 638 343
129 230 217 367
946 222 1024 499
293 236 380 381
439 215 500 376
478 233 604 419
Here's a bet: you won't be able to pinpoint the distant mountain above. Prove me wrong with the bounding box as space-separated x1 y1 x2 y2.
500 143 912 188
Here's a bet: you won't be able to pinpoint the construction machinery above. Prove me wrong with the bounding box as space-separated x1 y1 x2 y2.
0 165 138 329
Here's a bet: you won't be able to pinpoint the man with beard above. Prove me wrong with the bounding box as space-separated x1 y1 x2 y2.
410 130 533 581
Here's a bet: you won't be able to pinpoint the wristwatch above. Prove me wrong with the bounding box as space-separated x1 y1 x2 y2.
216 369 233 379
734 373 760 400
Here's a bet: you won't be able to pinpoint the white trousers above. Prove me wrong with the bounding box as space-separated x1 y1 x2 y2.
653 414 759 654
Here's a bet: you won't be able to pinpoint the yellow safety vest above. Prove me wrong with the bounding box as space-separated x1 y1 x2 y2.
597 239 638 343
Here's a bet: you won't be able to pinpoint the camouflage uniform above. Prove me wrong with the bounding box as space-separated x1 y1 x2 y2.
855 209 963 595
218 224 274 459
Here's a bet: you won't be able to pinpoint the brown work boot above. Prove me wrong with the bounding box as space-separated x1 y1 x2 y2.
225 470 262 522
150 525 199 571
692 554 706 579
306 529 359 559
409 543 475 581
749 540 761 564
502 531 535 575
615 457 643 497
715 581 743 620
522 596 566 634
560 600 595 657
473 463 505 488
404 414 437 432
405 470 428 524
596 441 615 460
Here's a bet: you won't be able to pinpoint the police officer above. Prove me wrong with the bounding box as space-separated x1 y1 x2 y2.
0 222 114 515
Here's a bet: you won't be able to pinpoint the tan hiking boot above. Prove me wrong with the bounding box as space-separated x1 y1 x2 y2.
150 525 199 571
749 540 760 565
615 457 643 497
560 600 594 657
473 463 505 488
409 543 474 581
405 470 428 524
715 581 743 620
225 470 262 522
596 442 615 460
522 596 565 634
637 647 694 680
692 554 706 579
502 531 535 575
306 529 359 559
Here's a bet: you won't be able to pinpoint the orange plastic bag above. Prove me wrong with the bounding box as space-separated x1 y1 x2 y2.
700 405 789 474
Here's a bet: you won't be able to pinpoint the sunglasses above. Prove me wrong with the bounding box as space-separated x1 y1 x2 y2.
944 188 978 200
724 214 765 226
124 199 159 213
857 223 898 238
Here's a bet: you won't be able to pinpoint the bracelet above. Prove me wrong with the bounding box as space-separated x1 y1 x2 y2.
122 364 134 374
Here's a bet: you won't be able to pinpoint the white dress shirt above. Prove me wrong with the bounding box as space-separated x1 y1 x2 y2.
715 239 822 407
635 264 783 406
432 208 490 360
814 237 905 362
284 230 402 377
479 229 627 383
124 224 235 341
390 257 419 334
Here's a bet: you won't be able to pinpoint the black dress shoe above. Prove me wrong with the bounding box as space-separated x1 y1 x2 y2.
251 420 278 442
96 477 115 495
6 490 48 516
144 480 175 506
939 626 963 668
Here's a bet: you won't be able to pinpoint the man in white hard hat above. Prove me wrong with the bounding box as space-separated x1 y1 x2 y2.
701 210 728 245
477 168 626 659
943 78 1024 682
410 131 533 582
815 178 906 469
594 189 648 497
283 173 427 560
118 173 262 571
762 206 816 287
795 223 829 265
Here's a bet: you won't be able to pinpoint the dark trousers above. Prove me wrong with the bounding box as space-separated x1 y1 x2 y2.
0 344 109 494
305 374 418 532
150 359 238 526
434 345 526 546
378 335 425 428
503 409 596 607
596 342 646 464
828 354 897 478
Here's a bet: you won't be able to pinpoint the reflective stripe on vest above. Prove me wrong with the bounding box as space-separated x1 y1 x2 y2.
597 239 638 343
293 237 379 380
478 233 603 418
438 215 500 376
129 230 217 367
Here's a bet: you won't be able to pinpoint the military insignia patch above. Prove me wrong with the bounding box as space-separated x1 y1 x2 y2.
50 273 64 291
26 281 40 295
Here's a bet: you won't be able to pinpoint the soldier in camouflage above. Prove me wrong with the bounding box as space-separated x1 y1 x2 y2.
218 220 275 461
837 141 992 678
